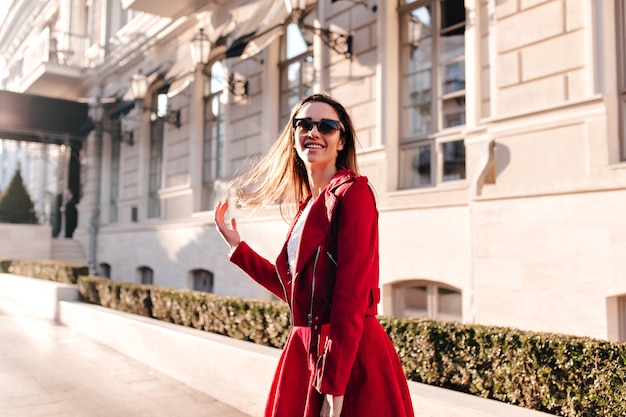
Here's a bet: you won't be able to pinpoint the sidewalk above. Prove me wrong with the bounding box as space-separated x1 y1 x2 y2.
0 273 558 417
0 307 251 417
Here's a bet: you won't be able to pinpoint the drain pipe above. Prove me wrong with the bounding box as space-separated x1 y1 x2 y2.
88 97 104 276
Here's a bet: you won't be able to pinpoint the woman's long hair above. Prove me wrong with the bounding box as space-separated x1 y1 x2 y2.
229 93 360 219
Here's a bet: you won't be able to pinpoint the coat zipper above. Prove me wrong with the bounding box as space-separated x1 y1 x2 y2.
275 265 293 321
308 246 321 327
326 251 337 267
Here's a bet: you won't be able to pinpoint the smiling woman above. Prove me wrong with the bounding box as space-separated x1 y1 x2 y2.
214 94 415 417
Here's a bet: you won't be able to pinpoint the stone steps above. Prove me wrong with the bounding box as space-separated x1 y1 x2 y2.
50 238 87 265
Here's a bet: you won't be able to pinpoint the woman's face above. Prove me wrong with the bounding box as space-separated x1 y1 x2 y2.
292 102 344 172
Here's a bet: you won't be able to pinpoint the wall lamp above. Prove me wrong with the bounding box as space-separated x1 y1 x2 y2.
130 69 181 128
285 0 353 59
190 28 249 97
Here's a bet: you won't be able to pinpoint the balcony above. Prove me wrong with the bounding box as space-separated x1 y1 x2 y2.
18 27 101 100
121 0 208 18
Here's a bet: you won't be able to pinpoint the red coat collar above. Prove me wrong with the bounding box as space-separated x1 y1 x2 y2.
292 169 357 275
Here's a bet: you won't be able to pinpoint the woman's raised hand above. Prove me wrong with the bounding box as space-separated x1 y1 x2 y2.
214 200 241 249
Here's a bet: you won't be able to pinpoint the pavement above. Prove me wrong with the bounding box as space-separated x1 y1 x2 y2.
0 306 253 417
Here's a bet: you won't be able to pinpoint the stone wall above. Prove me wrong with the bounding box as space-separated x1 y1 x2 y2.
0 223 51 261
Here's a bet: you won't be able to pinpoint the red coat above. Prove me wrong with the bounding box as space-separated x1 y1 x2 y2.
231 169 414 417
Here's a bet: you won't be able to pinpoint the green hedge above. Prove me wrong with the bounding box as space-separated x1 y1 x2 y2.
78 275 290 348
76 276 626 417
0 259 11 273
6 259 88 284
379 317 626 417
4 262 626 417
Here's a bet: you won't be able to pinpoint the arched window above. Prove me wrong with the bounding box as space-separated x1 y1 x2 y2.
98 262 111 278
138 266 154 285
392 280 462 322
190 269 214 292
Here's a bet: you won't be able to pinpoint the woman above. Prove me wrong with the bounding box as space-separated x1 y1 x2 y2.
215 94 414 417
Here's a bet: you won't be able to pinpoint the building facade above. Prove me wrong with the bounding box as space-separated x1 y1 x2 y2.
1 0 625 341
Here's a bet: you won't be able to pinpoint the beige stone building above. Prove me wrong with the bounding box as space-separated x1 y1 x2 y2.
1 0 625 341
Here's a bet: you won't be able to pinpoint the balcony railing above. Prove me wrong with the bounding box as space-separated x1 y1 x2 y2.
22 27 102 77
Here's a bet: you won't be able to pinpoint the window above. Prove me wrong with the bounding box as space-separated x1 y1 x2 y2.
148 91 165 218
109 119 121 223
138 266 154 285
617 4 626 160
617 296 626 342
106 1 137 55
279 17 315 127
392 280 462 321
98 263 111 278
399 0 466 189
191 269 214 292
201 61 227 211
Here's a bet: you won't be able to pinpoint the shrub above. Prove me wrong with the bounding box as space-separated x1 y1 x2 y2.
378 317 626 417
5 262 626 416
79 276 290 348
8 260 88 284
0 168 38 224
0 259 11 273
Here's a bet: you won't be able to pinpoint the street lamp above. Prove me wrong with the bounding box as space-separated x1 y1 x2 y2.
130 69 149 102
189 28 249 97
284 0 307 21
190 27 211 68
130 69 181 128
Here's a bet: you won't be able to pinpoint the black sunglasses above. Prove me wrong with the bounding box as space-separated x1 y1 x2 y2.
292 118 342 135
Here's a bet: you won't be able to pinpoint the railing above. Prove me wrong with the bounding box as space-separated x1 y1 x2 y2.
22 27 103 78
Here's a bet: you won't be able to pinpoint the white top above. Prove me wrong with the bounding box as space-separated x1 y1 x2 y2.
287 199 313 276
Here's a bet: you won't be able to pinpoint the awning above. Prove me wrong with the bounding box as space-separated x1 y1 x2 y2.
221 0 290 59
161 46 195 98
109 100 135 119
0 90 90 144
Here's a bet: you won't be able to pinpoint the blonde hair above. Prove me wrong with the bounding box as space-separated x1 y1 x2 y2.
229 93 360 219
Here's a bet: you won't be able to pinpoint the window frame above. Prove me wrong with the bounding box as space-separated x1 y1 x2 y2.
619 295 626 342
392 279 462 322
190 269 214 293
279 19 315 128
147 91 165 218
616 1 626 160
98 263 111 278
201 61 227 211
398 0 467 190
138 266 154 285
109 119 121 223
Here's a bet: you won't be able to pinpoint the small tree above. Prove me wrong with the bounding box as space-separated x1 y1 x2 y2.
0 168 38 224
